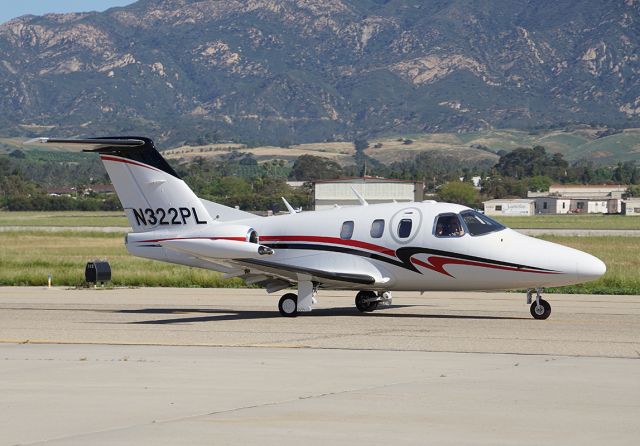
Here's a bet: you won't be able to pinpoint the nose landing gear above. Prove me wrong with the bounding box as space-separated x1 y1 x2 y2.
355 291 378 312
355 291 392 313
527 288 551 320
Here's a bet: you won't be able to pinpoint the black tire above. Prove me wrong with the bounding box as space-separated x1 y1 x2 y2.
278 293 298 317
355 291 379 312
530 298 551 320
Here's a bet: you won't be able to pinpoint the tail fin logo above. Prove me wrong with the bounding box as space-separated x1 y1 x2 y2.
133 207 208 226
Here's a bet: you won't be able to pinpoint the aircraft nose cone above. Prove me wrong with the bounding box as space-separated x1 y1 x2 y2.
577 254 607 282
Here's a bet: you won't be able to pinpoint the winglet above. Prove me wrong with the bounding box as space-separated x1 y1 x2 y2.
351 187 369 206
281 197 296 214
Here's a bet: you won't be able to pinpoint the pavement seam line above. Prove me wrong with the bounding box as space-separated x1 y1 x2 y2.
18 376 446 445
0 341 638 360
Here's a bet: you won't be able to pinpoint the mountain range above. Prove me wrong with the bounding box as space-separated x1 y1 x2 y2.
1 0 639 147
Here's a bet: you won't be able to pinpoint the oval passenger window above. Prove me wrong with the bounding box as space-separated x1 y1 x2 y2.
397 219 412 238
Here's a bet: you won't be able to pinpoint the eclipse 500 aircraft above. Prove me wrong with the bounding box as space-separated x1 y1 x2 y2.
28 136 606 319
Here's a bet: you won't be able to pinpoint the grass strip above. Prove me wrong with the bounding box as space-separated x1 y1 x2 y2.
0 231 637 294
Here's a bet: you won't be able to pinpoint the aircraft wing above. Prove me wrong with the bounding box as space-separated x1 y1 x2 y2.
237 258 383 291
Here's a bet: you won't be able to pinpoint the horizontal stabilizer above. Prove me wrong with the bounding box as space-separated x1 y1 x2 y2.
25 136 180 179
24 137 145 150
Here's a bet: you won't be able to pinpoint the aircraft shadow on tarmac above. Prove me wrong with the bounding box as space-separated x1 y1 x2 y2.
115 307 526 324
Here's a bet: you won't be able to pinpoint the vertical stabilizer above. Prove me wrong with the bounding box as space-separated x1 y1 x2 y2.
27 137 214 232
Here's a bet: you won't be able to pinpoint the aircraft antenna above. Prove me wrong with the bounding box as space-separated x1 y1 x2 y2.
281 197 296 214
351 187 369 206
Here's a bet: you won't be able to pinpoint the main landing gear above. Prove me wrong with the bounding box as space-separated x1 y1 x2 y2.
277 286 393 317
527 288 551 320
278 293 298 317
277 276 317 317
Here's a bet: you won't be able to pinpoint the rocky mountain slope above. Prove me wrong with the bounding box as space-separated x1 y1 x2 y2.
1 0 639 146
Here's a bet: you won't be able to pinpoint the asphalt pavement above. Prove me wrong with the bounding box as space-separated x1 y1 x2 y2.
0 287 638 445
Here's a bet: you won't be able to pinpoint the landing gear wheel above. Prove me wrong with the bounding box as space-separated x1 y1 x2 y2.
530 298 551 320
355 291 379 313
278 293 298 317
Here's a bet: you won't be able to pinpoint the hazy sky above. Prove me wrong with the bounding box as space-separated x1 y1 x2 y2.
0 1 136 24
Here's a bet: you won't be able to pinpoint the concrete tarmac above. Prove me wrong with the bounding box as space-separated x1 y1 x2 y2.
0 287 639 445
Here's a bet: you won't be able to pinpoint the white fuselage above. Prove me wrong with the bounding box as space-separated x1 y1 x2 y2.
127 201 606 292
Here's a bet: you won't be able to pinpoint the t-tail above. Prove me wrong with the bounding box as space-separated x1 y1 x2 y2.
25 136 272 266
24 136 252 232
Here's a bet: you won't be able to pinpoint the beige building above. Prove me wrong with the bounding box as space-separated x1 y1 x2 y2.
313 177 423 210
534 197 572 214
483 199 535 216
622 199 640 216
528 184 626 214
528 184 627 199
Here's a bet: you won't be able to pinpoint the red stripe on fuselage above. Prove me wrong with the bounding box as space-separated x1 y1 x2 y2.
411 257 560 278
100 155 162 172
260 235 396 257
263 236 559 277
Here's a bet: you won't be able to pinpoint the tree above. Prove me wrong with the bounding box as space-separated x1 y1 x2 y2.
627 185 640 197
613 161 637 184
437 182 479 207
495 146 567 180
481 176 528 198
289 155 343 181
527 176 552 192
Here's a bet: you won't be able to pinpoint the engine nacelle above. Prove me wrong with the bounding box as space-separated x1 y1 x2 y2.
160 238 273 259
126 224 273 260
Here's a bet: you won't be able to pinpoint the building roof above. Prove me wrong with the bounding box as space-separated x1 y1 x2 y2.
87 184 115 193
549 184 627 190
313 177 420 184
483 199 535 204
538 196 617 201
46 186 76 195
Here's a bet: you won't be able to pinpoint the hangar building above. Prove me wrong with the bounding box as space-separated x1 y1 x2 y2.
313 178 423 210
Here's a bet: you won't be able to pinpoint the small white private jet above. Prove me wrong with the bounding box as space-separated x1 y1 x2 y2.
28 136 607 319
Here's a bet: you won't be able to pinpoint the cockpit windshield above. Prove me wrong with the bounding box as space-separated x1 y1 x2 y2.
459 210 505 236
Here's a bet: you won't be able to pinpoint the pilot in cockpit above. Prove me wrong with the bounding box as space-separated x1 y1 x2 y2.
436 215 464 237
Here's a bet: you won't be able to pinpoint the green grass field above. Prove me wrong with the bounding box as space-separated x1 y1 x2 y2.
0 231 242 288
0 211 129 227
0 230 636 294
539 236 640 295
494 214 640 230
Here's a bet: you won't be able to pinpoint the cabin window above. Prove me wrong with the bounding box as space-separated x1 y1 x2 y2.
397 219 413 238
459 210 504 236
562 202 566 209
370 219 385 238
434 214 464 237
543 202 548 209
577 202 585 210
495 205 502 211
340 221 354 240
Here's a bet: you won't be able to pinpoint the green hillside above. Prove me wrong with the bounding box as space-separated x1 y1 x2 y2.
9 127 640 166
